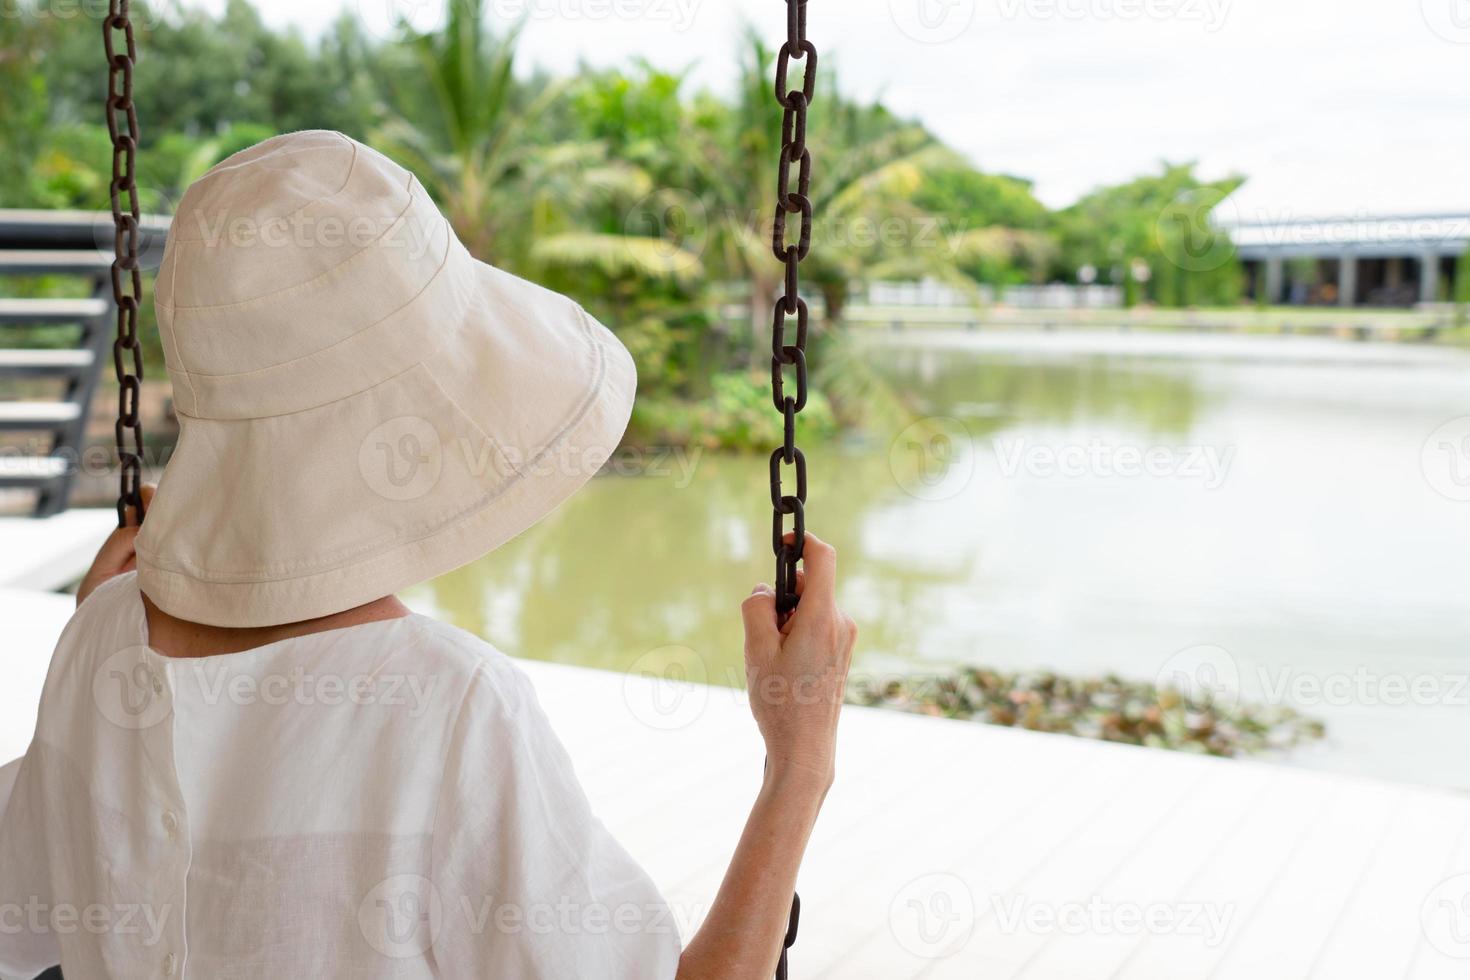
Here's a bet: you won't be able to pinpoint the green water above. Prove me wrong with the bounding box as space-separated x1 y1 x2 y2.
409 330 1470 790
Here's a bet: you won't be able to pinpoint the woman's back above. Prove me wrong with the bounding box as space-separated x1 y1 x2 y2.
0 573 679 979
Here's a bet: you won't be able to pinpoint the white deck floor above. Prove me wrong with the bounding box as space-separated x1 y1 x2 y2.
2 530 1469 977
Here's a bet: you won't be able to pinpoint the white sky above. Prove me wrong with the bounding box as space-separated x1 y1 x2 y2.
187 0 1470 217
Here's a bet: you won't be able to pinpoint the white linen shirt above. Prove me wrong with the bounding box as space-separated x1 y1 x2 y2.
0 573 682 979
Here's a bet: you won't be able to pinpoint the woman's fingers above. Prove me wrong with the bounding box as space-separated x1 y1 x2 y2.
741 584 780 656
795 532 836 608
125 483 157 528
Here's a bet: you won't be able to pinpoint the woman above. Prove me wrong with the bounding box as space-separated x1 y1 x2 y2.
0 131 855 979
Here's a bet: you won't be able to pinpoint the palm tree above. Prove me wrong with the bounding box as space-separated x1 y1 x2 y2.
690 32 982 364
370 0 562 263
372 0 701 290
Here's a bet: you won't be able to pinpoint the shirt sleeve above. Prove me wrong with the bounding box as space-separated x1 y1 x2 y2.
427 661 681 980
0 753 60 978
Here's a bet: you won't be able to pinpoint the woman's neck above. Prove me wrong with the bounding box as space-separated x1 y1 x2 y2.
141 592 411 659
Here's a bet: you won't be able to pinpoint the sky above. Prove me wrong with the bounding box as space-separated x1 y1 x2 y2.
187 0 1470 218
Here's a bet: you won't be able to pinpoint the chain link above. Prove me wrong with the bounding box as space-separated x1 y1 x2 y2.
770 2 814 977
771 0 815 621
105 0 146 528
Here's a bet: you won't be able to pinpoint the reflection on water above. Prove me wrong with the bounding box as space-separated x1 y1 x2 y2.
411 331 1470 790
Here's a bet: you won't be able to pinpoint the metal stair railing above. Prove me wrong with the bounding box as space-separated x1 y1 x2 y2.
0 210 166 517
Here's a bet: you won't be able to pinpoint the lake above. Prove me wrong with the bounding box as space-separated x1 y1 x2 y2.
407 329 1470 792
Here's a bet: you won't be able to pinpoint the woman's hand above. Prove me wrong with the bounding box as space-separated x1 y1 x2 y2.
675 534 856 980
741 532 857 793
76 484 154 607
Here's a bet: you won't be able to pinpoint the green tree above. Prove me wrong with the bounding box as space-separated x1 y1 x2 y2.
1455 243 1470 329
1055 162 1245 308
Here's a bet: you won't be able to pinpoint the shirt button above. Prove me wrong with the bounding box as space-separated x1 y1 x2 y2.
150 671 165 695
162 952 177 976
162 811 180 840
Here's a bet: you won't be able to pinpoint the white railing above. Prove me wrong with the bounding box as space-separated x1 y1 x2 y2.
863 279 1122 309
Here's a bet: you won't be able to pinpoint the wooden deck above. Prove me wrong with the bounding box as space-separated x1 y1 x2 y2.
1 521 1468 977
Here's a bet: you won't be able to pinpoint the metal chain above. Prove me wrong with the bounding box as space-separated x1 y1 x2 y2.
769 2 815 977
769 0 816 618
105 0 146 528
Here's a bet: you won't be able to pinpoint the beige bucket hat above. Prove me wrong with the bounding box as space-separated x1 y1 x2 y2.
135 130 636 627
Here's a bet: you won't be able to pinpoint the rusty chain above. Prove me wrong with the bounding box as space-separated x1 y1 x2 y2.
769 2 815 977
105 0 146 528
769 0 816 619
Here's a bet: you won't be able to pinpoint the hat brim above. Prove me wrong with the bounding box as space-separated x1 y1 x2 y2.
136 258 636 628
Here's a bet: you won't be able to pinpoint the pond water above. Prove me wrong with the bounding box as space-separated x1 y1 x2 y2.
408 330 1470 792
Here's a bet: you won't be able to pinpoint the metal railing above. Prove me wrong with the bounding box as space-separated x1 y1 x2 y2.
0 210 166 516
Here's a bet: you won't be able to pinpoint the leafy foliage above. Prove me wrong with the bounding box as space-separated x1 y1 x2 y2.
4 0 1255 448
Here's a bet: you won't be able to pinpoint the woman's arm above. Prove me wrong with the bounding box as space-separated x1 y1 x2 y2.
677 534 856 980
